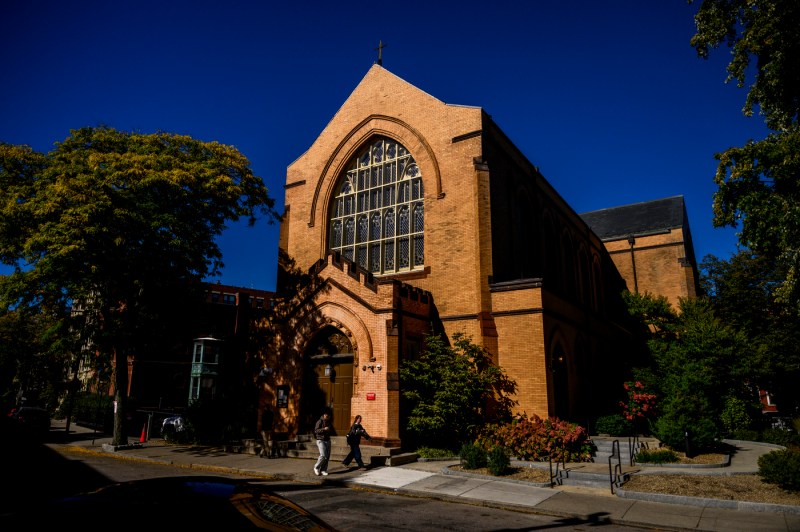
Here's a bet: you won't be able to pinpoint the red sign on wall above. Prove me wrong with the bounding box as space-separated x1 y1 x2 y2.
366 393 376 401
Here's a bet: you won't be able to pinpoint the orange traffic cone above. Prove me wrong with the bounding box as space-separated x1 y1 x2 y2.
139 424 147 443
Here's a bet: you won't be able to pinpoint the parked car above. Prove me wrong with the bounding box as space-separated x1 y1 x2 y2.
9 406 50 436
161 414 186 438
0 475 338 530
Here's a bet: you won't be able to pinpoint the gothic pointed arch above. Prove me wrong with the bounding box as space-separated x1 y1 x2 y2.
328 136 425 274
308 115 443 230
300 325 355 433
572 335 590 420
548 329 570 419
560 228 576 298
577 243 591 305
591 253 603 312
542 210 560 288
282 299 374 434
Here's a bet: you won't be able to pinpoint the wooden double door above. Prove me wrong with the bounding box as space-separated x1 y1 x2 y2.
308 357 353 435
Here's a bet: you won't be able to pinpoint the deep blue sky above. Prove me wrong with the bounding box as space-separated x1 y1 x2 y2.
1 1 770 291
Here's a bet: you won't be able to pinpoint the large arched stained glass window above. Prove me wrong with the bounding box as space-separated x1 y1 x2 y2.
329 137 424 274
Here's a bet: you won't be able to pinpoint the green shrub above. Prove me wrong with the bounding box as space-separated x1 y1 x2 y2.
731 429 760 442
760 428 800 447
720 396 755 435
417 446 458 459
400 332 517 450
635 448 679 464
487 446 510 476
758 449 800 492
653 416 720 454
70 392 114 432
459 442 487 469
594 414 632 436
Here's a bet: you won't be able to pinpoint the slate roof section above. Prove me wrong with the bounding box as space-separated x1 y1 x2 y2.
579 196 687 241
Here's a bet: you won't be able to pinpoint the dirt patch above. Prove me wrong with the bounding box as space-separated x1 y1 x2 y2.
623 473 800 506
451 465 552 483
453 455 800 507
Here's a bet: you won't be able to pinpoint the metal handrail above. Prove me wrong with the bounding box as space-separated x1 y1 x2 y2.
548 452 566 486
629 435 649 465
608 439 623 494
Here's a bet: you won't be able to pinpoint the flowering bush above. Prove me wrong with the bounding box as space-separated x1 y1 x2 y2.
620 381 656 422
477 414 592 462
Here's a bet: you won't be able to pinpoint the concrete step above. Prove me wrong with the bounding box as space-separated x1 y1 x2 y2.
288 445 408 465
384 452 420 466
260 434 407 466
557 468 631 489
230 433 401 461
589 436 659 464
548 461 640 490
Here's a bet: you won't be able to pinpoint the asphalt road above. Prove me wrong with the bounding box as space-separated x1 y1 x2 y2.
2 423 655 531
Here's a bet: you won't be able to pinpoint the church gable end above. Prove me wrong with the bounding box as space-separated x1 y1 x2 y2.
264 65 698 446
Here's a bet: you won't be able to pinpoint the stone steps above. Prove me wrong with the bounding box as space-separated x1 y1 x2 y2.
287 436 417 466
550 436 659 489
590 435 659 464
231 434 416 466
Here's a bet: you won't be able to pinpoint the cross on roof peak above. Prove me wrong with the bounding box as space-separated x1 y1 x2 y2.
375 40 386 66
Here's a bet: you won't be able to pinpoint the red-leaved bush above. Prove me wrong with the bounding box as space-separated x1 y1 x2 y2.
620 381 657 422
478 414 593 462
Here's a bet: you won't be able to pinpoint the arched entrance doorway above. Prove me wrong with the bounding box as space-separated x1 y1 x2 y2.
551 344 570 420
301 326 354 434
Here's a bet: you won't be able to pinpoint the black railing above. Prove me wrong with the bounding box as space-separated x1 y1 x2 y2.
608 439 624 494
628 434 649 465
547 452 567 486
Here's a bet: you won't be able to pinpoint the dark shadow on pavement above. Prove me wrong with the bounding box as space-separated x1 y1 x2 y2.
0 417 114 516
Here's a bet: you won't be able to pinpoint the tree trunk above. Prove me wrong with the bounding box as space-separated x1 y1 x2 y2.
112 348 129 446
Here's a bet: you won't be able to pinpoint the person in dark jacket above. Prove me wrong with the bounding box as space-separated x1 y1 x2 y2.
313 411 332 476
342 414 371 469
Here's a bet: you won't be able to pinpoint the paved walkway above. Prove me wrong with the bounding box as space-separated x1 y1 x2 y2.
49 420 800 532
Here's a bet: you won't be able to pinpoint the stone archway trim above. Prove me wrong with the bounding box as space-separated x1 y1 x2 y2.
307 114 443 231
288 301 374 380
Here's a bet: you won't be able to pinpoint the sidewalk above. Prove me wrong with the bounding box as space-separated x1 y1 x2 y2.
50 420 800 532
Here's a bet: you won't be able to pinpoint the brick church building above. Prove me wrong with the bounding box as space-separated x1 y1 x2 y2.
258 65 699 447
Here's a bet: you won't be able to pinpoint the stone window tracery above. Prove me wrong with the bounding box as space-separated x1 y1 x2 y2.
329 137 424 274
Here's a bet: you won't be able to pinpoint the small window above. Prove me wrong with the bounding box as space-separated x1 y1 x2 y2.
223 293 236 305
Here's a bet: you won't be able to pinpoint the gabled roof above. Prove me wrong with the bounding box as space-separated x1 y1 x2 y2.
579 196 687 241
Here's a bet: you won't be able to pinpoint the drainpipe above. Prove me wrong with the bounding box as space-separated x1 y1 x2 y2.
628 235 638 294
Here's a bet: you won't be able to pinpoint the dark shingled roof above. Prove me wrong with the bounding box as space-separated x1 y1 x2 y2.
579 196 687 241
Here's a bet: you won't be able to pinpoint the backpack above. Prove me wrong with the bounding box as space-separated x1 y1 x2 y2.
346 430 355 445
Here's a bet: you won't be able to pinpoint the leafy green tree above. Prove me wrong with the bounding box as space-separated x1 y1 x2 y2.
623 291 754 451
688 1 800 307
720 395 759 436
0 127 277 445
652 298 751 451
399 332 517 451
620 290 677 391
701 251 800 415
0 309 67 412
